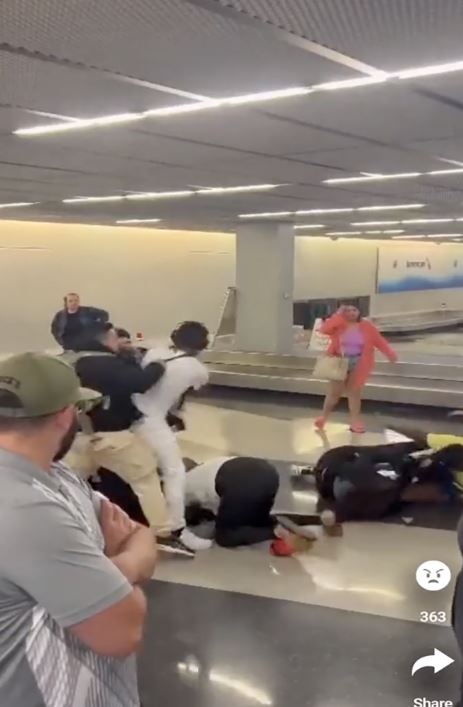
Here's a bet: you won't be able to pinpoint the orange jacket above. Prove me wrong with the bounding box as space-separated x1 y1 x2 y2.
320 313 397 388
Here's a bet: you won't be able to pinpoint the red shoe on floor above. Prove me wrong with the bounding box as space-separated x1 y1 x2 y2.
314 416 326 431
270 538 295 557
350 421 366 434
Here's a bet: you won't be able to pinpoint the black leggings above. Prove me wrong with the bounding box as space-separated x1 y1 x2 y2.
214 458 280 547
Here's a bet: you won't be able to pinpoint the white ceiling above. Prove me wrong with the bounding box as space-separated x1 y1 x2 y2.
2 0 463 238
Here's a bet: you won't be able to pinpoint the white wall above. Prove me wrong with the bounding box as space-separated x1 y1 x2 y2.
2 220 462 354
0 220 234 352
295 236 463 315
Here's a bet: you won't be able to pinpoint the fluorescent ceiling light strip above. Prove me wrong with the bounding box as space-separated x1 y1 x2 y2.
238 211 292 219
296 208 354 215
63 196 125 203
144 101 221 117
357 203 425 211
294 224 325 229
221 87 311 105
351 220 400 226
397 60 463 80
125 191 194 200
15 89 311 136
324 172 421 184
116 218 162 224
239 203 427 219
0 201 38 208
427 168 463 176
314 74 390 91
197 184 280 195
401 218 454 224
16 56 463 138
325 167 463 186
15 113 143 136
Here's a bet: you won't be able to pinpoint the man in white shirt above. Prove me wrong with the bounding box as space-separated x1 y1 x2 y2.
134 322 210 555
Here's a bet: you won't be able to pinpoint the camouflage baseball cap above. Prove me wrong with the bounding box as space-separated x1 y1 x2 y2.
0 352 102 417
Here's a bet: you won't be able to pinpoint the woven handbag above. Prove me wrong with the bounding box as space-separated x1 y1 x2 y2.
313 355 348 382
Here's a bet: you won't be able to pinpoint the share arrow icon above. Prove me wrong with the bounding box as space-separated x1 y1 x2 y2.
411 649 455 676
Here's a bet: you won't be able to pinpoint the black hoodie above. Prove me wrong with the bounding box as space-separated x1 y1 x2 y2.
74 341 165 431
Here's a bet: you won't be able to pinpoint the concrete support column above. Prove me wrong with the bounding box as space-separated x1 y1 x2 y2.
235 221 295 354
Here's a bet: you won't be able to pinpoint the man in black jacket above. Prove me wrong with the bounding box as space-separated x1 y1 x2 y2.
51 292 109 350
65 323 171 540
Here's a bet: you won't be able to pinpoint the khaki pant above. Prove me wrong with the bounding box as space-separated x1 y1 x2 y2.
66 429 170 535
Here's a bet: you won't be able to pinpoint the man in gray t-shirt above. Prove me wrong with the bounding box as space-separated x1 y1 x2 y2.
0 353 157 707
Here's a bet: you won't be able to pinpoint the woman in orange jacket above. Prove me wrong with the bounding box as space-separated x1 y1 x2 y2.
315 304 398 433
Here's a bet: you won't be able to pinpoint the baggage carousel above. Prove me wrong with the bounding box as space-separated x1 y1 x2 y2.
203 350 463 408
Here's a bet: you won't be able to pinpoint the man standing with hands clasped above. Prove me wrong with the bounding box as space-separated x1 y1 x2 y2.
0 352 156 707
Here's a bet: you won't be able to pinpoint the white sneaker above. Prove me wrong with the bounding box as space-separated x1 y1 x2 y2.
180 527 213 551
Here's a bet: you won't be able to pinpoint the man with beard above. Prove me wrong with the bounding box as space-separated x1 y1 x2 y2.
0 353 156 707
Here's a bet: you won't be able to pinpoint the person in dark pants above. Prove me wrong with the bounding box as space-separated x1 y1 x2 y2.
297 440 463 521
51 292 109 350
184 457 280 547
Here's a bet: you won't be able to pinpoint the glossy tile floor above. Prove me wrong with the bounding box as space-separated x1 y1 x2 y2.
143 391 463 706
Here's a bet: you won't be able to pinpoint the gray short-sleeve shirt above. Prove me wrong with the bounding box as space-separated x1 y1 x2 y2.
0 451 140 707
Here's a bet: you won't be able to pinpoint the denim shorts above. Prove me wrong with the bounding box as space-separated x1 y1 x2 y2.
346 355 361 372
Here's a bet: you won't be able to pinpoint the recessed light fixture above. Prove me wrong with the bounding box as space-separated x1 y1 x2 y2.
116 218 162 224
294 224 325 229
383 229 405 234
0 201 39 208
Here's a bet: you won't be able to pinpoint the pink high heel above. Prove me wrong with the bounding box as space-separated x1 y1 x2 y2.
314 416 326 431
350 421 366 434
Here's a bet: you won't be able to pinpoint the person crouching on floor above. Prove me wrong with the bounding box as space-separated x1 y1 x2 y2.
134 321 211 554
184 456 338 548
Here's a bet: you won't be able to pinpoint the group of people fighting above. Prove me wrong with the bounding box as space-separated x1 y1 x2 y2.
53 293 330 557
1 292 463 706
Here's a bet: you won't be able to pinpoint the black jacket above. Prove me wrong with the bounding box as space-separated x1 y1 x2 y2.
51 306 109 347
74 342 165 431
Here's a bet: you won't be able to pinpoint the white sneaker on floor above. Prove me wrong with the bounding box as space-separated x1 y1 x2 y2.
180 527 213 551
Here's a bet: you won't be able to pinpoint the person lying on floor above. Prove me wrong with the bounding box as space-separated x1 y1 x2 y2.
183 456 337 547
385 424 463 494
295 438 463 522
